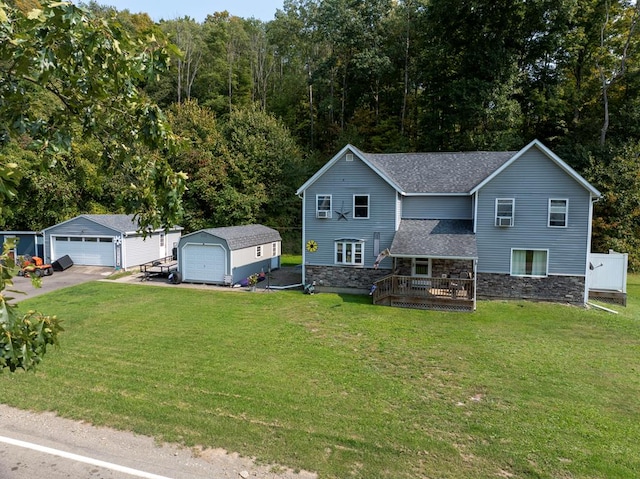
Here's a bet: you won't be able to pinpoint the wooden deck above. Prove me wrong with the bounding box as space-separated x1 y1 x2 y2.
372 275 476 312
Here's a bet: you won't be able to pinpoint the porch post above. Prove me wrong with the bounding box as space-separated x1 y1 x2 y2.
473 259 478 311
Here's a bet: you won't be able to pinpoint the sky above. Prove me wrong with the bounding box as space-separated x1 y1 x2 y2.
97 0 285 23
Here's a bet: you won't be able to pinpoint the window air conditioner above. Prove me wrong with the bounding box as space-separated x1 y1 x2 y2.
496 216 513 227
317 210 330 219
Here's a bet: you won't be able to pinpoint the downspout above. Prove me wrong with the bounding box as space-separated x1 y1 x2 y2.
298 192 306 285
584 196 600 306
473 191 478 234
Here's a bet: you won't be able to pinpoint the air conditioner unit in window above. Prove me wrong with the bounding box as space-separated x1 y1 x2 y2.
496 216 513 227
317 210 330 219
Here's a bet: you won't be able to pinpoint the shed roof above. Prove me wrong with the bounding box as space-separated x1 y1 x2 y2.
390 220 477 259
197 225 282 250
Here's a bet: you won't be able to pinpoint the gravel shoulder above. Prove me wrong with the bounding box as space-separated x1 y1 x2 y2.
0 404 316 479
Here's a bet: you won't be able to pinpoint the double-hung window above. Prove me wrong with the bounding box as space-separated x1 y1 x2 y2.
511 249 548 277
335 240 364 266
548 199 568 227
316 194 332 218
256 245 263 258
353 194 370 219
495 198 514 227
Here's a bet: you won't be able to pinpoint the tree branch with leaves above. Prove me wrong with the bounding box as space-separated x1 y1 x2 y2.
0 0 187 372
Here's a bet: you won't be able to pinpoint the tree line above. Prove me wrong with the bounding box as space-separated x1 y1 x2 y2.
3 0 640 268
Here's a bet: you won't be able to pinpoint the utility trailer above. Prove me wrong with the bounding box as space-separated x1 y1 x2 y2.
139 255 178 281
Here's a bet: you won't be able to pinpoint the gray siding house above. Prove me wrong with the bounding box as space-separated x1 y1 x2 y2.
296 140 601 311
178 225 281 285
43 214 182 270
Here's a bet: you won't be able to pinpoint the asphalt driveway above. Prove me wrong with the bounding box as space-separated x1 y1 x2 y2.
10 266 115 302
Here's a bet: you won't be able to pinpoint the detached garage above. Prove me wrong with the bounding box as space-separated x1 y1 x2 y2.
178 225 282 285
43 214 182 270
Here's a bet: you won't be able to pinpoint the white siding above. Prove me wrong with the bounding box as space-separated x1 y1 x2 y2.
233 242 281 268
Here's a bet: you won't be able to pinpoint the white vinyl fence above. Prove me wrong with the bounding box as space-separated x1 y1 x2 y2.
589 251 628 293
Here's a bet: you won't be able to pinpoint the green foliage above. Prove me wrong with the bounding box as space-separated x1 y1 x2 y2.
221 106 307 228
586 141 640 270
0 0 186 230
0 239 63 373
167 101 306 231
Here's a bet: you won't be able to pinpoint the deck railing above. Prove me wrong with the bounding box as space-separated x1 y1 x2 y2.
372 275 475 311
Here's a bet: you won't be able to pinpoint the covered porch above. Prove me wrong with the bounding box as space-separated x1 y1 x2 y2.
372 219 477 312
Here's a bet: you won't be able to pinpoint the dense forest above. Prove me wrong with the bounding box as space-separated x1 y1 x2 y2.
2 0 640 268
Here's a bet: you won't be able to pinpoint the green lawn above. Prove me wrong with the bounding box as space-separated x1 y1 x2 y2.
2 276 639 478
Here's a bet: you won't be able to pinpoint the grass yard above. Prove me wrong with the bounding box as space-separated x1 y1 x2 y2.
1 275 639 478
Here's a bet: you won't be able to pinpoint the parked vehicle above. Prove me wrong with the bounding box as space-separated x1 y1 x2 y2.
19 255 54 277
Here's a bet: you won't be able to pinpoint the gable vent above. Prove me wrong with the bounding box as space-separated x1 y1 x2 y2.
346 153 354 162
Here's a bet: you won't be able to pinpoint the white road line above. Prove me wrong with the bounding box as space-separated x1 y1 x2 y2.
0 435 174 479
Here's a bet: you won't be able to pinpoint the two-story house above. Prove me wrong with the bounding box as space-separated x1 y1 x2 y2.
296 140 601 311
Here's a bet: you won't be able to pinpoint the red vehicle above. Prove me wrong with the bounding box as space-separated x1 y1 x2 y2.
20 256 54 277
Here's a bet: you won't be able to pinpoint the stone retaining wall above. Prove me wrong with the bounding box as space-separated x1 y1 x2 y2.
476 273 585 304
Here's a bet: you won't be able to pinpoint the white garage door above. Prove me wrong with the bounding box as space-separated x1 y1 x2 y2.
53 236 114 266
182 244 226 283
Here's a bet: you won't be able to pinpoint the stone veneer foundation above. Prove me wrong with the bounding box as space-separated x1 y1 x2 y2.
305 265 390 293
306 265 586 304
476 273 586 304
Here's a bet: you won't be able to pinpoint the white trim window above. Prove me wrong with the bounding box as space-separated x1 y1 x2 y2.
256 245 263 258
548 199 568 227
353 194 370 219
316 194 332 219
495 198 514 227
335 240 364 266
272 242 278 256
511 249 548 277
412 258 432 277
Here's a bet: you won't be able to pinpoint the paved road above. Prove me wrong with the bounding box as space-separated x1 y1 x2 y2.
0 406 316 479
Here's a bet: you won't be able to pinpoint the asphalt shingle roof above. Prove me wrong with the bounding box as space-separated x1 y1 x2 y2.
81 214 140 233
79 214 181 233
201 225 282 250
390 220 477 258
360 151 515 194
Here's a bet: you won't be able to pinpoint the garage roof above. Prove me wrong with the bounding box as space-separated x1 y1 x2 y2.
43 214 182 234
194 225 282 250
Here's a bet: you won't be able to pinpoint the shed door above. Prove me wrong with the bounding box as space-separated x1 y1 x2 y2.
182 244 226 283
53 236 114 266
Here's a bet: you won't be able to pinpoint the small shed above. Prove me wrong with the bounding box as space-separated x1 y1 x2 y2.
178 225 282 285
0 231 44 260
43 214 182 270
